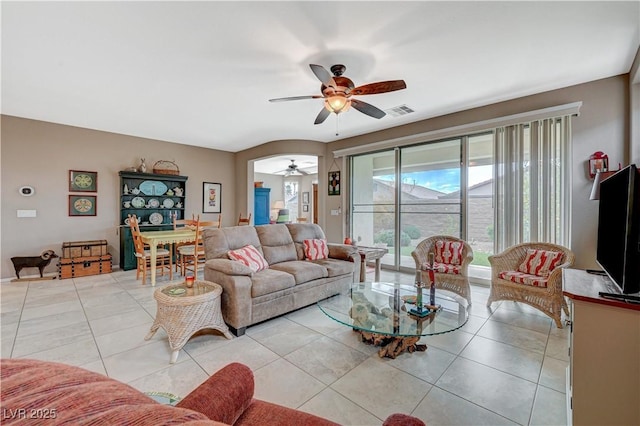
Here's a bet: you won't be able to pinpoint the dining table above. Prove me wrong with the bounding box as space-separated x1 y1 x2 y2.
139 228 196 286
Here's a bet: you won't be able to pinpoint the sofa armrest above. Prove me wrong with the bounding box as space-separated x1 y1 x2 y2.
177 363 254 425
327 243 358 262
205 258 253 276
383 413 426 426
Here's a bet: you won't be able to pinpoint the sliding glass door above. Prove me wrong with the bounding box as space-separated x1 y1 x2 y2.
350 133 495 279
398 140 462 268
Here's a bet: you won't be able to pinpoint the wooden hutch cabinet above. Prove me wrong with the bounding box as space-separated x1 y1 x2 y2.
118 171 188 270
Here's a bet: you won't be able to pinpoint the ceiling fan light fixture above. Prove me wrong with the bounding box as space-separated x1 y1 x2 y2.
324 95 350 114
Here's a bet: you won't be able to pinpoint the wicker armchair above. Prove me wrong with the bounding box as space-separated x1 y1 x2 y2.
487 242 575 328
411 235 474 305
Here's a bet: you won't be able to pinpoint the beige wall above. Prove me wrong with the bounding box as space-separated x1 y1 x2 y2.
1 116 235 279
2 75 632 278
323 76 630 270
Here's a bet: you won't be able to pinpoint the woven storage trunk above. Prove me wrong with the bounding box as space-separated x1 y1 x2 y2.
58 254 112 279
62 240 108 258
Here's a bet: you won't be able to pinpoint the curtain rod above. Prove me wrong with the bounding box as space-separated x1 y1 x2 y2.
333 102 582 158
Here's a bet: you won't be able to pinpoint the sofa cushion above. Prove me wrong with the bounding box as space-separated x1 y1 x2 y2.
256 224 298 264
304 239 329 260
499 270 548 287
203 227 262 259
270 260 328 284
251 268 296 297
434 239 464 265
287 223 328 260
517 249 564 277
228 245 269 272
311 258 355 278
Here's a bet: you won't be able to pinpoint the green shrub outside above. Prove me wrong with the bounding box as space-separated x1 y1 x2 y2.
402 225 421 239
374 229 411 247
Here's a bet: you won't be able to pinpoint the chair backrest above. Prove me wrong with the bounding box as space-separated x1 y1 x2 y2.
296 217 307 223
411 235 473 270
200 214 222 229
237 213 251 226
127 214 146 257
173 213 197 230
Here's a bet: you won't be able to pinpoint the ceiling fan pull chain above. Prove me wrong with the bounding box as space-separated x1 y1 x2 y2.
335 114 340 136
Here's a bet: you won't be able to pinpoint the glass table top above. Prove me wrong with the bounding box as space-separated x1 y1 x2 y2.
318 282 469 337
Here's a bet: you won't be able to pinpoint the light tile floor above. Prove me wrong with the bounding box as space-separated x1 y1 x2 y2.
1 269 569 425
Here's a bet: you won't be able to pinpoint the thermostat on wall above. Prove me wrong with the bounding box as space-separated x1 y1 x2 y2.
19 186 35 196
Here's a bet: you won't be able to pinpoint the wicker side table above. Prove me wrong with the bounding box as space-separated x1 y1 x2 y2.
145 280 233 363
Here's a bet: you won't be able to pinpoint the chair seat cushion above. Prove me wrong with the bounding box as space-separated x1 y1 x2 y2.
517 249 564 277
499 270 548 287
136 248 171 258
433 261 461 275
178 245 205 256
434 240 464 265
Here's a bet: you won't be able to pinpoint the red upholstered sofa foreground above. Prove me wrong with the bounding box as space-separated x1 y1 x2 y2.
0 359 425 425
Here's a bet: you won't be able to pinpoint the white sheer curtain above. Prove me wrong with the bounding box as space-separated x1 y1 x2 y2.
494 116 572 253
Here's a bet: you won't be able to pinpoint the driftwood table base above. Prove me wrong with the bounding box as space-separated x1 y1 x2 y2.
358 330 427 359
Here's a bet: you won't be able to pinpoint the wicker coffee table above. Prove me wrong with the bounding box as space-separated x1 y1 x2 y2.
146 280 233 363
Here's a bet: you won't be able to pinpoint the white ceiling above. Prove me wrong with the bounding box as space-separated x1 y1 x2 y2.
2 2 639 154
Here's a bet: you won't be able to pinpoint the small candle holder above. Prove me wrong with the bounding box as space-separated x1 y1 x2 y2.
411 270 430 317
185 274 195 288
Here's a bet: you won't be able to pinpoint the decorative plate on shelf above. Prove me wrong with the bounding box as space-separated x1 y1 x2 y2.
148 198 160 208
139 180 168 196
162 198 174 208
131 197 145 209
149 212 163 225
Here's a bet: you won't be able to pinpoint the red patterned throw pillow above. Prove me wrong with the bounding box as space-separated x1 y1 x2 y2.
517 249 563 278
228 245 269 272
303 239 329 260
434 240 464 265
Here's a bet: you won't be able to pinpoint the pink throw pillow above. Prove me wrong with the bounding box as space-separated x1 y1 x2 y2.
303 239 329 260
228 245 269 272
434 240 464 265
517 249 563 277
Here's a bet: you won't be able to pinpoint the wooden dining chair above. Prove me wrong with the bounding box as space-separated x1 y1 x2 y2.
172 214 197 273
177 215 221 276
128 214 172 284
237 213 251 226
296 217 307 223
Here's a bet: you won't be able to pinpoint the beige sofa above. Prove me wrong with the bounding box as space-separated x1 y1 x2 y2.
203 223 359 336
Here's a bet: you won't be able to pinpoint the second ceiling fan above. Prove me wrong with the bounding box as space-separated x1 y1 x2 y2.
269 64 407 125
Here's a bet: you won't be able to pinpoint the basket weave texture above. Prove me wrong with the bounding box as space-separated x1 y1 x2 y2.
153 160 180 175
486 242 575 328
411 235 474 305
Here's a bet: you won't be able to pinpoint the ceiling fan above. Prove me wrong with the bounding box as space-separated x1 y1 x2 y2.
269 64 407 125
277 160 309 176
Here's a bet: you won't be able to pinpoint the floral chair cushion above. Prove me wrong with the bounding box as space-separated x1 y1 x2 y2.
434 240 464 266
499 270 548 287
517 249 564 277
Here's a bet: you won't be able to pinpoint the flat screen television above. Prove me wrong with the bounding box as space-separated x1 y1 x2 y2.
596 164 640 294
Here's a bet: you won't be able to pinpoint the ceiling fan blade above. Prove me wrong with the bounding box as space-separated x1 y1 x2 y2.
269 95 323 102
350 80 407 96
309 64 337 88
351 99 386 119
314 107 331 125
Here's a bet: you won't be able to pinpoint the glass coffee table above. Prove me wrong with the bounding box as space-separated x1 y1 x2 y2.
318 282 469 358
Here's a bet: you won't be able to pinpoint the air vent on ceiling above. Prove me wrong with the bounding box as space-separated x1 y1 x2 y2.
385 104 415 117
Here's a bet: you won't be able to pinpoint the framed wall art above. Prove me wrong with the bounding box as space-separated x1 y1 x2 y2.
69 195 97 216
203 182 222 213
303 204 309 212
302 191 309 204
328 171 340 196
69 170 98 192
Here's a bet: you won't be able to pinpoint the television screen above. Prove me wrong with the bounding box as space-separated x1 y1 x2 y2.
596 164 640 294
